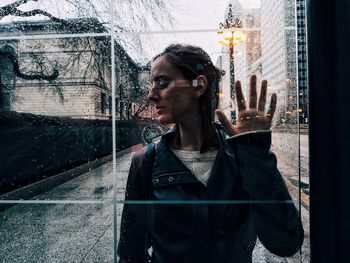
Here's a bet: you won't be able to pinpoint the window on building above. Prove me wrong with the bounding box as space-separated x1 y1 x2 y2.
108 95 112 115
119 100 123 119
0 46 16 111
101 93 106 114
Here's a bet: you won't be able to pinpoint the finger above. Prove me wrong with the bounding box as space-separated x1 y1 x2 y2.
235 80 246 112
267 93 277 120
258 80 268 112
215 109 235 135
249 75 257 109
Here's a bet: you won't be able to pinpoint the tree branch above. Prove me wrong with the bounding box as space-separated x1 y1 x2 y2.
0 0 70 27
0 51 59 81
134 98 150 117
2 0 34 10
0 0 36 19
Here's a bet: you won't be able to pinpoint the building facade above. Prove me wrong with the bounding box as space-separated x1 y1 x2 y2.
261 0 308 125
296 0 308 124
217 0 308 126
0 18 142 120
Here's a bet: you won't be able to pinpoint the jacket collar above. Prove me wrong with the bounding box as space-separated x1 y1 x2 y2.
152 123 235 177
158 123 234 155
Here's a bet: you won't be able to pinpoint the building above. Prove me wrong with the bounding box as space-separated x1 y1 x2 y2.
296 0 308 124
234 7 262 99
260 0 293 125
0 18 142 120
217 0 308 126
260 0 308 125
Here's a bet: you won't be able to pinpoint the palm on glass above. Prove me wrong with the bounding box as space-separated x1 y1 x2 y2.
215 75 277 136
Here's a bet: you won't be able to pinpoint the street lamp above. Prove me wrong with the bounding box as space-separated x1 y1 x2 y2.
218 3 246 122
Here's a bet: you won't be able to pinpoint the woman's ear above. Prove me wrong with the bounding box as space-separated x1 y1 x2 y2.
193 75 208 98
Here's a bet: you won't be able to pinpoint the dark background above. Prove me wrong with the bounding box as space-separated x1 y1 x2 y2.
308 0 350 261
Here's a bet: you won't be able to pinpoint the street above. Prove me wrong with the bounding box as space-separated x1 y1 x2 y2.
0 134 309 263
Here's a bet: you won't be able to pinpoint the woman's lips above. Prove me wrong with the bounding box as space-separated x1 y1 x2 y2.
156 106 164 113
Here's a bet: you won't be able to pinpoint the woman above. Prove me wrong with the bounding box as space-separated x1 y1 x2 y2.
118 44 304 263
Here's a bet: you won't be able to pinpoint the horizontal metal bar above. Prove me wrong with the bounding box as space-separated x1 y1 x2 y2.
0 27 296 40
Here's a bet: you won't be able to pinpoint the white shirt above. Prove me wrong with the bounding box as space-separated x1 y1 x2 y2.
170 148 218 186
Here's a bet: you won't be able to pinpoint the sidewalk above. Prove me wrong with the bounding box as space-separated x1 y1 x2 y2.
0 152 133 263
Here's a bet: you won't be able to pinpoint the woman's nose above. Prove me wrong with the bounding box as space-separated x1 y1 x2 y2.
148 87 160 101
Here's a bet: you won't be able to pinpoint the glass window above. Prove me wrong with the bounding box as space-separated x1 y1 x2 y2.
0 0 309 262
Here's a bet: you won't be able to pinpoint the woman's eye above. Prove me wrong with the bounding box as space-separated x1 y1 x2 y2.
152 79 171 90
159 80 169 89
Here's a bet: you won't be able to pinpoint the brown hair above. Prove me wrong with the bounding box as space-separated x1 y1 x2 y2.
153 44 224 152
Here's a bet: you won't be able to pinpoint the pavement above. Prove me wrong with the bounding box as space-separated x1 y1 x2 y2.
0 134 310 263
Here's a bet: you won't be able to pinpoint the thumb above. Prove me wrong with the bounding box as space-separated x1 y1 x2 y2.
215 109 235 136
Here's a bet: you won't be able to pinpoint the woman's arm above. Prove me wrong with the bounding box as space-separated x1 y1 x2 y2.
118 146 154 263
216 75 304 256
229 132 304 257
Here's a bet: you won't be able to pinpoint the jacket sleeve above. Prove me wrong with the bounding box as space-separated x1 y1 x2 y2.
228 131 304 257
118 149 152 263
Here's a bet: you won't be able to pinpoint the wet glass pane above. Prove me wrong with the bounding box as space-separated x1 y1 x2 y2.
1 0 309 262
0 203 113 262
0 36 113 199
0 0 111 36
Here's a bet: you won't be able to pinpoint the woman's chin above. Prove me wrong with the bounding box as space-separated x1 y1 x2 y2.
157 115 173 124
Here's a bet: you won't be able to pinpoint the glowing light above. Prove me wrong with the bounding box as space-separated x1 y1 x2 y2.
233 31 246 42
218 39 230 46
223 31 232 40
217 30 246 46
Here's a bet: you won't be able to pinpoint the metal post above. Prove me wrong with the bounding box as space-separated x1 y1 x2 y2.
229 38 235 98
229 37 236 123
218 3 243 123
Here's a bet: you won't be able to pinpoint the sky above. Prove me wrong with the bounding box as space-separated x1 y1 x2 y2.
123 0 261 64
126 0 233 64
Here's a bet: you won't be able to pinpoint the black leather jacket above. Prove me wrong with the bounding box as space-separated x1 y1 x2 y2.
118 126 304 263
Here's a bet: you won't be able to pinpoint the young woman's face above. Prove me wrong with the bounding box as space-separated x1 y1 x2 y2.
148 56 197 124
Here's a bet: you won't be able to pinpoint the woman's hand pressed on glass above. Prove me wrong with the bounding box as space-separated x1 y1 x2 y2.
216 75 277 136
